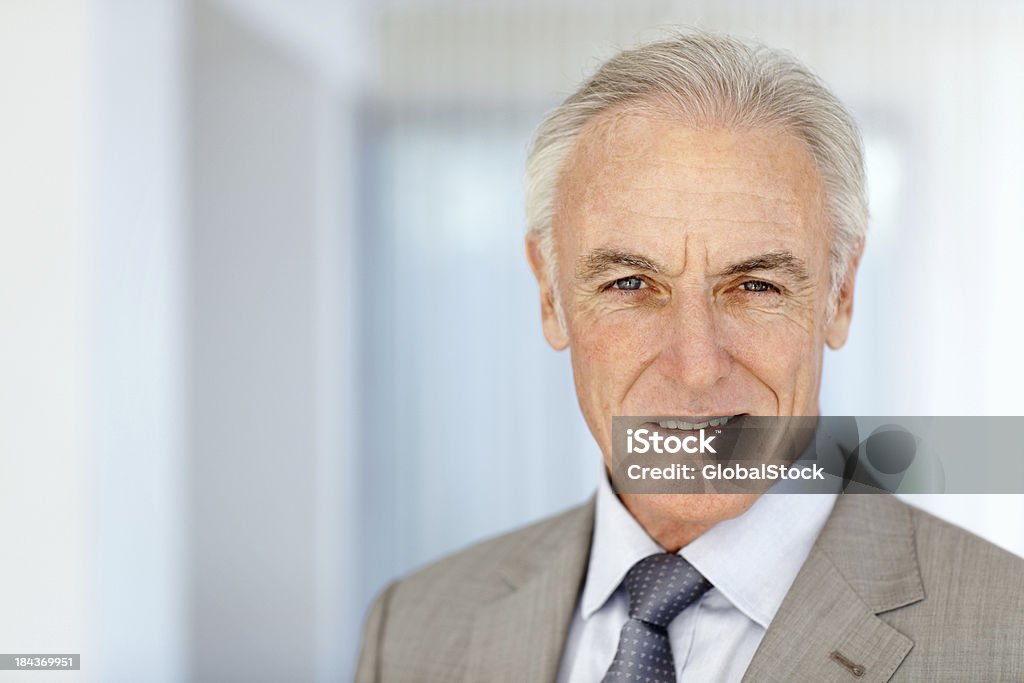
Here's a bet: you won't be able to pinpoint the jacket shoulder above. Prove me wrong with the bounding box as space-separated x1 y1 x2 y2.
886 500 1024 678
906 501 1024 593
355 498 594 682
909 499 1019 581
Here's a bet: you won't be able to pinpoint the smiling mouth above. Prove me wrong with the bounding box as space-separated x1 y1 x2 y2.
653 414 748 430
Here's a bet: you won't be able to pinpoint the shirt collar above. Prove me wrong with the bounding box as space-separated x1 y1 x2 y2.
581 467 665 619
582 467 836 629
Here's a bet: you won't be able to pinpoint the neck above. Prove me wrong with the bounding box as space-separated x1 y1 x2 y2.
618 490 761 552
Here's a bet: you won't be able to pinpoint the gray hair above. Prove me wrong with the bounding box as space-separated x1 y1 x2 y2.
525 31 867 325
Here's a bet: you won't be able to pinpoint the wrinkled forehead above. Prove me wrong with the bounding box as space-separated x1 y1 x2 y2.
552 107 831 257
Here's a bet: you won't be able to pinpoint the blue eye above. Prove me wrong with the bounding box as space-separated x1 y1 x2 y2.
613 276 645 291
741 280 779 293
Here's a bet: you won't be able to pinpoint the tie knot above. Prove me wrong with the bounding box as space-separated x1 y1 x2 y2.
623 553 711 628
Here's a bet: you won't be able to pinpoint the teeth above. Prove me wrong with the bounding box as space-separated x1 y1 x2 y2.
656 416 733 430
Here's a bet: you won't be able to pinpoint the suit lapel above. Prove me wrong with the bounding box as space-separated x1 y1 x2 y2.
463 499 594 682
742 495 924 682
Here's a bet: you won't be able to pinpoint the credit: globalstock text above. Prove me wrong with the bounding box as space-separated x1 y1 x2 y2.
625 463 826 481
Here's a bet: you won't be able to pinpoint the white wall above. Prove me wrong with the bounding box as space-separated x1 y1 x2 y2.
91 1 187 680
0 2 95 679
188 1 363 680
189 3 318 680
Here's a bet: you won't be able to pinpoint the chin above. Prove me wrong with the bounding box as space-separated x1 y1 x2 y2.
620 491 761 550
653 491 759 521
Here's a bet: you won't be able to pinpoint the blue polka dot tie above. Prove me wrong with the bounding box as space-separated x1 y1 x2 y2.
601 553 712 683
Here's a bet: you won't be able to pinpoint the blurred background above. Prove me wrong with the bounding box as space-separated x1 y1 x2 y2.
2 0 1023 681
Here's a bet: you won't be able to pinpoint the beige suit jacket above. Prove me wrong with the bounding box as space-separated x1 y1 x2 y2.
355 494 1024 681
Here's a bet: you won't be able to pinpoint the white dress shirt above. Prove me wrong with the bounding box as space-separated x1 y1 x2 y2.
557 470 837 683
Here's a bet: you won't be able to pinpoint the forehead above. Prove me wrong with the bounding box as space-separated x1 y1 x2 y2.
553 109 829 259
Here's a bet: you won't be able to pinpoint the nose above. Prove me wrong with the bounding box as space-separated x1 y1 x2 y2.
653 290 732 393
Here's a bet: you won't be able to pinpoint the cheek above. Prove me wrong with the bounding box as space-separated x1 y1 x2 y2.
573 306 670 358
721 314 824 392
569 311 660 396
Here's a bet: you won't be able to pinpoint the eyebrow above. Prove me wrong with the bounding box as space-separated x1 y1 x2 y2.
575 247 810 282
715 250 810 281
576 248 666 280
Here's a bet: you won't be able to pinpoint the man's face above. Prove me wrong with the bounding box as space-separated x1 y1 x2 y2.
528 109 859 484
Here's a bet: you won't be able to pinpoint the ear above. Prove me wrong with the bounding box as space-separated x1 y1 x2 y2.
525 233 569 350
825 240 865 350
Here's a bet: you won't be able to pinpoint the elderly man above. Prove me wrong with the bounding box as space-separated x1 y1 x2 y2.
356 32 1024 682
